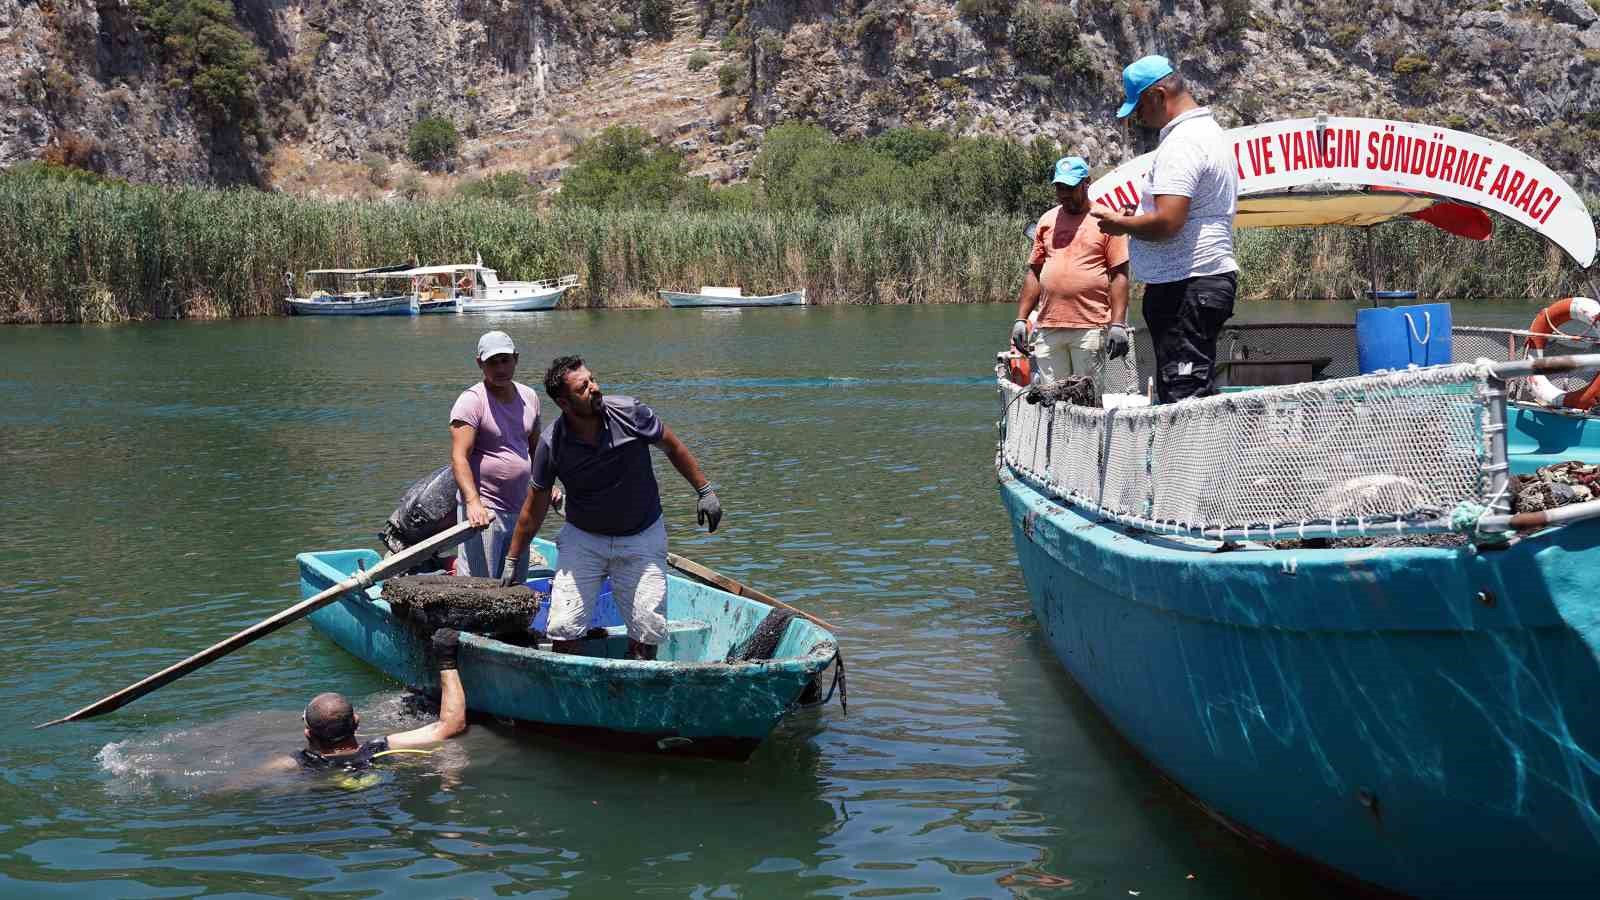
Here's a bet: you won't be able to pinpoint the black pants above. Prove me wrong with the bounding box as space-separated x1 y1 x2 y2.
1142 272 1236 403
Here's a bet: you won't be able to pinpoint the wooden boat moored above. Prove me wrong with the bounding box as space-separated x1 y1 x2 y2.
660 287 807 308
297 537 840 757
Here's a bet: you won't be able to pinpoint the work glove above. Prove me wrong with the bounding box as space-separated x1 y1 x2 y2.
697 484 722 533
498 555 523 587
432 628 460 670
1104 323 1130 360
1010 319 1031 354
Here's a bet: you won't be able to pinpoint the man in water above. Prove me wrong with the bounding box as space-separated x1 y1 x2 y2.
1010 155 1132 383
450 330 544 583
267 629 467 774
499 356 722 660
1091 55 1239 403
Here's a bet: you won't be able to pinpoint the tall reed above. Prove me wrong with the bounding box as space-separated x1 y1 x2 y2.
0 175 1591 323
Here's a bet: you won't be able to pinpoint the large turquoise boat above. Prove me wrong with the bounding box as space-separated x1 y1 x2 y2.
297 537 840 758
1000 118 1600 897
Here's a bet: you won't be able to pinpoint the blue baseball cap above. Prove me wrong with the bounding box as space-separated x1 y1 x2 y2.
1117 54 1175 118
1051 156 1090 187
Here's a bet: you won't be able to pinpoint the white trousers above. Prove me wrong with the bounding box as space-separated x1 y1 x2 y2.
1033 327 1105 382
455 506 529 584
546 516 668 644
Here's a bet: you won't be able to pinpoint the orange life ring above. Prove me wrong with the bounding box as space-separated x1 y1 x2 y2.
1527 297 1600 409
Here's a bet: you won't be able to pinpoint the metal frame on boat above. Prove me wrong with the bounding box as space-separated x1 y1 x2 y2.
297 537 839 758
999 116 1600 897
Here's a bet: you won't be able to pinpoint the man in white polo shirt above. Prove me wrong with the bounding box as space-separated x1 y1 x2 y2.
1092 55 1239 403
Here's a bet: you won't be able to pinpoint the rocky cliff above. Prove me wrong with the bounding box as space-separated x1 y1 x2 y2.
3 0 1598 194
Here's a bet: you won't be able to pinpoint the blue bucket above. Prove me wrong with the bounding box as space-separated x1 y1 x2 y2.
526 575 624 632
1356 303 1452 373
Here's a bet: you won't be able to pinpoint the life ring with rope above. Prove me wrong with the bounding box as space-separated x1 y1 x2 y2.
1526 297 1600 409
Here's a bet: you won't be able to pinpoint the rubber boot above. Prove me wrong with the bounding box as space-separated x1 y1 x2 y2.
626 639 658 661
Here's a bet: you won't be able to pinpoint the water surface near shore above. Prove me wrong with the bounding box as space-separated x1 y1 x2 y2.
0 301 1551 897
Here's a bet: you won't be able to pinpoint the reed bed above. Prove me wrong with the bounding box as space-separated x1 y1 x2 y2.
0 175 1591 323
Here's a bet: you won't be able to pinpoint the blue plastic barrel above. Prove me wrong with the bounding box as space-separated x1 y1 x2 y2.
1356 303 1452 373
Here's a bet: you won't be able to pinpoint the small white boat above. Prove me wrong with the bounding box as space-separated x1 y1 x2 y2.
284 266 419 316
660 286 807 308
403 263 578 313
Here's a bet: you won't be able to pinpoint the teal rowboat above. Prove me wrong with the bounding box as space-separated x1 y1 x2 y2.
297 537 839 757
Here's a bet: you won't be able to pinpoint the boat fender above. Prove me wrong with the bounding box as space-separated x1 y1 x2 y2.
1526 297 1600 409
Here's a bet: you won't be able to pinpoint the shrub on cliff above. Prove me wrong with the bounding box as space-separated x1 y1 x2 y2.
132 0 264 124
1008 1 1091 80
408 117 461 170
556 126 712 210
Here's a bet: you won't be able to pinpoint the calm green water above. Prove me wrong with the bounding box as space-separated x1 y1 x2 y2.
0 301 1552 898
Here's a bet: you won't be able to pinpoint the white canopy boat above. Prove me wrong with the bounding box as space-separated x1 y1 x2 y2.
659 286 807 308
283 265 419 316
400 262 579 313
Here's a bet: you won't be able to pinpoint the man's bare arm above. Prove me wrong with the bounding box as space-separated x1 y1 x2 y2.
1090 195 1191 241
450 422 492 527
1107 262 1130 324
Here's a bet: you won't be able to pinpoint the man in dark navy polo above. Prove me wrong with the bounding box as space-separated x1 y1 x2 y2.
499 356 722 660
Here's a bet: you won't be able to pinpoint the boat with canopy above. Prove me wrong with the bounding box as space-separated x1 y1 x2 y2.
284 264 419 316
997 116 1600 897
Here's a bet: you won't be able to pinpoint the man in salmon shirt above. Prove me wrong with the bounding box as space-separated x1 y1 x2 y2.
1009 156 1132 384
449 330 544 584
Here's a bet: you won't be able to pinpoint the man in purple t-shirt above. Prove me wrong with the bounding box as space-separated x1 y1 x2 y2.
500 355 722 660
449 331 543 583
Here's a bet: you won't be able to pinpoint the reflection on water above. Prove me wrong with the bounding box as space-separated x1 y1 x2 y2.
0 301 1554 896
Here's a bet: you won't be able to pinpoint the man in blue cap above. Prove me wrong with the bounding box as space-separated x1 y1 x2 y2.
1010 155 1130 385
1091 55 1238 403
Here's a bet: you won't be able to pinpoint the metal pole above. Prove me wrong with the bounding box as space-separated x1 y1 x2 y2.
1480 375 1512 517
1366 226 1378 306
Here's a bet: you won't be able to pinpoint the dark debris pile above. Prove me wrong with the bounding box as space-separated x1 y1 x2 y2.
1025 375 1099 408
1511 461 1600 513
382 575 545 639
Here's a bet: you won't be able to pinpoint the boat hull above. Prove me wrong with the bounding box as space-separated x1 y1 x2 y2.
660 290 806 308
1000 464 1600 897
297 538 836 757
458 288 568 313
286 295 417 316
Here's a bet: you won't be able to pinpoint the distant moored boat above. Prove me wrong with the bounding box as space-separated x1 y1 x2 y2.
659 286 807 308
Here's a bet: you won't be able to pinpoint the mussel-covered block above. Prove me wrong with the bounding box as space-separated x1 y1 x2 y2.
382 575 544 639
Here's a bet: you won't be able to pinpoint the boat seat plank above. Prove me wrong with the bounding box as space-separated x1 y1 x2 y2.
551 619 712 661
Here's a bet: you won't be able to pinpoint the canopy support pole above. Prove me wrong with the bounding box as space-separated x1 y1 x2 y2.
1366 226 1378 306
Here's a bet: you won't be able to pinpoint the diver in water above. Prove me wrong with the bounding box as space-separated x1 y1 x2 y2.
267 629 469 776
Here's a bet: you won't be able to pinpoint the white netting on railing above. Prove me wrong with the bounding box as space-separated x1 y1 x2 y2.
1000 362 1502 537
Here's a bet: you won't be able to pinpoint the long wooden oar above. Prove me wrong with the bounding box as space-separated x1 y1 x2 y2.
36 521 482 728
547 506 838 632
664 551 837 632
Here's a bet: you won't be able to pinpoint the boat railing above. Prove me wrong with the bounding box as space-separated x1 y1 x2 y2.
998 354 1600 542
512 273 580 292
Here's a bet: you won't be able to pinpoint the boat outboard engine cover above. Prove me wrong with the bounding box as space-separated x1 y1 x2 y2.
379 466 460 573
382 576 545 640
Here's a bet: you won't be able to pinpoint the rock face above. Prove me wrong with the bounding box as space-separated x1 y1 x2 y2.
2 0 1599 192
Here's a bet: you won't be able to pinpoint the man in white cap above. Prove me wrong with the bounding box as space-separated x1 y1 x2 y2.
449 330 543 583
1091 54 1238 402
1010 155 1131 384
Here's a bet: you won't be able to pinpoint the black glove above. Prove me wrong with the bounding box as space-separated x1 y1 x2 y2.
498 555 522 588
432 628 460 670
1104 323 1130 360
696 484 722 533
1010 319 1031 354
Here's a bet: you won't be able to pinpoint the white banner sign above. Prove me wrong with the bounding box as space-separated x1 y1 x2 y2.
1086 117 1595 267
